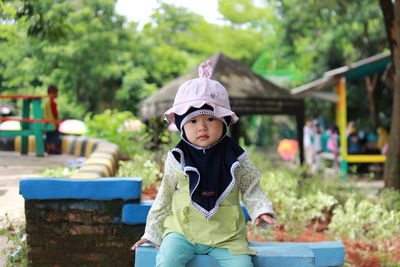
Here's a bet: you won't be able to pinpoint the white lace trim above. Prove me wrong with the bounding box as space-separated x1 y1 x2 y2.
169 148 239 220
180 109 227 131
237 151 247 162
170 148 185 170
190 160 239 220
184 166 201 198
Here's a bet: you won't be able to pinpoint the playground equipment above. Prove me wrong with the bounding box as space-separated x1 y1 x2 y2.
59 119 87 135
0 95 61 156
290 53 391 178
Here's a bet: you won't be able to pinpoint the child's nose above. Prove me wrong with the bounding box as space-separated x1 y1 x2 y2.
198 119 207 130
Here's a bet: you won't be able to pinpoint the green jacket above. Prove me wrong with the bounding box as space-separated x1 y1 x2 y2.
142 151 276 255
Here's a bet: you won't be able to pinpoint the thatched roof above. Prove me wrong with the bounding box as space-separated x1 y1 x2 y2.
140 52 303 120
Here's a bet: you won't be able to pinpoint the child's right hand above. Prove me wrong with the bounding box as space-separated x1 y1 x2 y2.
131 238 159 251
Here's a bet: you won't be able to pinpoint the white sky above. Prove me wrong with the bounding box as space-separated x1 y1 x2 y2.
115 0 224 26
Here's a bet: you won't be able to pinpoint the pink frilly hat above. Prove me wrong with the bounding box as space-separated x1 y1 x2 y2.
164 60 239 126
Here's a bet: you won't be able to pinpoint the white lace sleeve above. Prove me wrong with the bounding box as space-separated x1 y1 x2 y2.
237 157 277 227
142 154 177 245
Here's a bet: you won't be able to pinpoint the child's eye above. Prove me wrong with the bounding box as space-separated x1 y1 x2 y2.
189 119 197 123
207 117 215 122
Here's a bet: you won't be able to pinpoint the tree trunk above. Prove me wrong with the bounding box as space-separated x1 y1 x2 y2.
380 0 400 189
364 75 379 127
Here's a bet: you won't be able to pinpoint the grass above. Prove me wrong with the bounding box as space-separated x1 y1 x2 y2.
0 213 27 267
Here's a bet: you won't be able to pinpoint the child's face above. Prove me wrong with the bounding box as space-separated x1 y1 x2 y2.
183 114 223 148
49 89 58 98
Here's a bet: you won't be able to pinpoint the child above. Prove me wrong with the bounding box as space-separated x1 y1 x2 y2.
43 84 61 154
132 61 280 267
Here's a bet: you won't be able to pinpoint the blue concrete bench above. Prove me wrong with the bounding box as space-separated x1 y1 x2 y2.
20 177 142 200
123 202 345 267
135 241 344 267
19 177 145 266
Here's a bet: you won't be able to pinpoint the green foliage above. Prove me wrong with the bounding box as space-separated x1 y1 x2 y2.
83 109 177 165
329 197 400 242
116 67 157 113
377 188 400 211
2 0 387 128
117 152 162 189
34 166 78 177
1 0 151 115
251 150 400 253
218 0 269 25
295 171 371 206
84 109 150 156
2 227 27 267
0 214 27 267
0 213 14 235
259 169 338 237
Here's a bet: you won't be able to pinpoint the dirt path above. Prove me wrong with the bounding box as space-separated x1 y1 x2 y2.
0 151 76 266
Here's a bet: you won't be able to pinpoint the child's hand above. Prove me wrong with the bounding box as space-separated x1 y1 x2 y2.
131 238 159 251
255 214 281 230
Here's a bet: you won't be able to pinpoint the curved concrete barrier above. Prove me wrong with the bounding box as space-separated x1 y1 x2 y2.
7 135 120 178
60 136 120 178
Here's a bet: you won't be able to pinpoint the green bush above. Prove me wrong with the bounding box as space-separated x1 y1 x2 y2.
329 197 400 242
259 169 337 238
117 152 163 189
84 109 151 156
252 149 400 256
34 167 78 177
377 188 400 211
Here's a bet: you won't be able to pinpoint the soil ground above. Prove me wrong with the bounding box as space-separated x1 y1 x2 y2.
0 151 76 266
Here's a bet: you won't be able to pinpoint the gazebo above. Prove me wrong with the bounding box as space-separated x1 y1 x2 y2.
140 52 305 163
290 53 391 177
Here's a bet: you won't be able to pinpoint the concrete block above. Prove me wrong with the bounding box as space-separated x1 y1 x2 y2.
135 241 345 267
135 243 316 267
20 177 142 200
122 200 153 224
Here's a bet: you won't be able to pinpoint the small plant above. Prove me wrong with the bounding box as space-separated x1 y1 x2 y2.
0 213 15 236
34 166 78 177
1 214 27 267
2 227 27 267
329 197 400 242
259 168 338 239
117 152 162 189
377 188 400 211
84 109 151 156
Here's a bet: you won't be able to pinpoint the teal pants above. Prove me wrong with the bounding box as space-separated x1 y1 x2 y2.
156 232 253 267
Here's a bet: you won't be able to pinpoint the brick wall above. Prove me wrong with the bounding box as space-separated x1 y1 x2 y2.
20 178 145 267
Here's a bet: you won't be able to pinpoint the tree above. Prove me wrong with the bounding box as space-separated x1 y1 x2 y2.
379 0 400 189
0 0 156 116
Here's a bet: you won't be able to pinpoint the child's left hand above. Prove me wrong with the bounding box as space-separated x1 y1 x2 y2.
255 214 281 229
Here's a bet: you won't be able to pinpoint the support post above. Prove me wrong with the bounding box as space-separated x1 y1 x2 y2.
336 78 348 179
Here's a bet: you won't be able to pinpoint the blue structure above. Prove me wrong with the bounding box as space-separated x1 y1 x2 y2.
20 177 345 267
134 241 344 267
20 177 142 200
122 200 345 267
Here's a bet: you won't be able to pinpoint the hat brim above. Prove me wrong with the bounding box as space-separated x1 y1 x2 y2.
164 101 239 125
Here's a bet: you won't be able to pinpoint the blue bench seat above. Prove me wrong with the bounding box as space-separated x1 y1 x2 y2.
123 201 345 267
135 241 344 267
